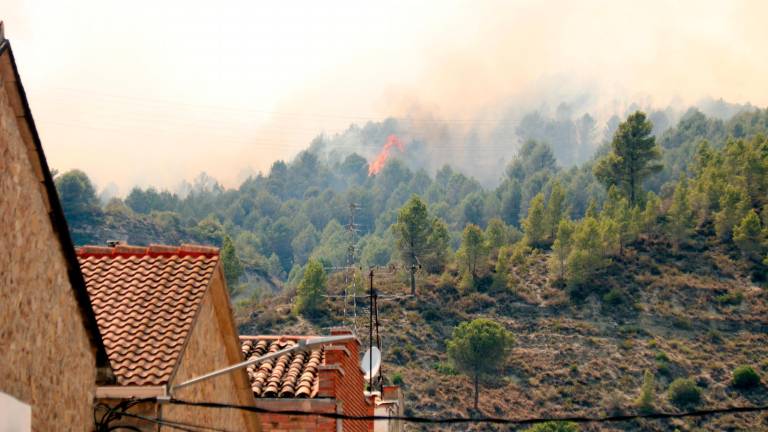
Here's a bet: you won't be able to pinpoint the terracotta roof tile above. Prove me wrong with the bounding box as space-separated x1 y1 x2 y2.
240 336 325 399
77 244 219 386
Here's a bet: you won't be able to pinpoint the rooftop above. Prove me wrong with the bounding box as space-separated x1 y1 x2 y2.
240 336 325 399
77 244 219 386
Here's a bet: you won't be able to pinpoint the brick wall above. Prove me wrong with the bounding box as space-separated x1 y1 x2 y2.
324 329 374 432
256 399 338 432
0 48 98 431
163 268 259 431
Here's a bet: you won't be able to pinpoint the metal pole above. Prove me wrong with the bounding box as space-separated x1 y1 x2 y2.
171 334 355 393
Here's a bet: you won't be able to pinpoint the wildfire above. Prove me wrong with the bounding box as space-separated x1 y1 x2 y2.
368 134 405 175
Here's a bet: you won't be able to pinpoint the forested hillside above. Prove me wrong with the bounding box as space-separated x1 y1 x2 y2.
56 105 768 430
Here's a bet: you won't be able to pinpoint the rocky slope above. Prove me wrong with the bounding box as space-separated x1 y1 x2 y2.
236 237 768 431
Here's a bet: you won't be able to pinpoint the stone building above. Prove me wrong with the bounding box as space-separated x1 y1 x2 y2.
77 243 260 431
0 23 114 431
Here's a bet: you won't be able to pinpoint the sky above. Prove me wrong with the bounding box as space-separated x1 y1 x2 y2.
4 0 768 194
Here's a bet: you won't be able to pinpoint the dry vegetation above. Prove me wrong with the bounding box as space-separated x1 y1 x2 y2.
236 238 768 431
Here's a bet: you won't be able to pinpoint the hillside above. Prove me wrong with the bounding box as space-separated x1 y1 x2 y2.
236 235 768 431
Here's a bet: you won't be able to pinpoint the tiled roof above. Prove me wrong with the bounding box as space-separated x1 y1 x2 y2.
77 244 219 386
240 336 325 398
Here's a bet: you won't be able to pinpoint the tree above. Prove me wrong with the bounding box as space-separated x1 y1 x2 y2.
714 185 749 240
594 111 662 207
733 210 765 261
423 218 451 273
447 319 514 411
458 224 488 288
667 175 694 249
549 219 575 281
393 196 432 267
485 217 511 251
294 259 327 316
55 169 103 228
544 182 566 242
523 193 547 248
566 217 608 287
500 180 523 226
641 192 662 234
221 235 243 292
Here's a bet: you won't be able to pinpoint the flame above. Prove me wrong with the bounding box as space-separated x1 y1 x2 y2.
368 135 405 175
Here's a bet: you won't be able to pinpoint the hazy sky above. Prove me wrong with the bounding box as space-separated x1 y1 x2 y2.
4 0 768 193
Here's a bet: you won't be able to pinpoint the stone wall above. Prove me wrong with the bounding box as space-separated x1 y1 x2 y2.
0 48 98 431
163 268 259 431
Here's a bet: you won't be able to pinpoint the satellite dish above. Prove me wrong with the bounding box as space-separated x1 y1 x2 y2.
361 346 381 381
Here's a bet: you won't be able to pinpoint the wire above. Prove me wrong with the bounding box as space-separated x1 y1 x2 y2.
161 398 768 427
115 411 232 432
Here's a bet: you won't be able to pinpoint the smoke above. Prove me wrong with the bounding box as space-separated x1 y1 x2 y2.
12 0 768 192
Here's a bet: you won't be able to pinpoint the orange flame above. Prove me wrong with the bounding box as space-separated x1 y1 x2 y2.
368 135 405 175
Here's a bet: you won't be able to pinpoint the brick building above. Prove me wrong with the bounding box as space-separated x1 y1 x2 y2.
241 329 403 432
0 24 114 431
77 244 260 431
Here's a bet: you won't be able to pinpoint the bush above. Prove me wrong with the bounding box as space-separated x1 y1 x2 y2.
714 291 744 305
733 366 761 389
603 288 625 305
391 372 404 385
668 378 702 407
525 421 580 432
636 369 655 413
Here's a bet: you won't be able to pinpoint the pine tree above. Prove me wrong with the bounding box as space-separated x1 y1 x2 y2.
221 235 244 292
458 224 488 288
733 209 765 261
549 219 575 281
641 191 662 234
600 218 621 257
523 193 547 248
294 259 327 316
394 196 432 266
566 217 608 286
667 175 694 249
544 182 566 242
593 111 662 207
715 185 749 240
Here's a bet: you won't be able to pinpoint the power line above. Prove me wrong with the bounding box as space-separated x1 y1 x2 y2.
161 398 768 427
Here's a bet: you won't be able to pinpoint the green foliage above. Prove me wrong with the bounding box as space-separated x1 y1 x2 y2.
423 217 451 273
636 369 655 413
54 170 103 240
544 182 566 242
549 219 575 281
667 175 694 249
458 224 488 289
393 196 431 266
734 209 765 260
594 111 662 207
293 259 327 316
447 318 514 410
668 378 702 407
523 193 548 248
566 217 608 287
485 217 512 251
524 421 580 432
221 235 244 292
715 185 750 240
391 372 404 385
733 365 761 389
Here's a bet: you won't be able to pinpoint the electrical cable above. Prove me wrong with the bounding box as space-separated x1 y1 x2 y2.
108 410 232 432
162 398 768 427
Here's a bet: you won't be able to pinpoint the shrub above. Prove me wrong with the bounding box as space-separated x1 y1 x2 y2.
733 366 761 389
668 378 702 407
392 372 404 385
714 291 744 305
636 369 655 413
525 421 580 432
603 288 624 305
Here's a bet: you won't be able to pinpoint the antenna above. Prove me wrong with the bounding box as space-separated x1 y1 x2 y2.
361 346 381 382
